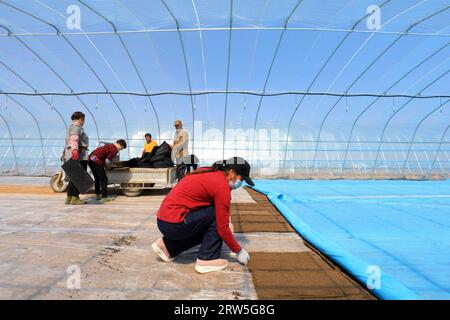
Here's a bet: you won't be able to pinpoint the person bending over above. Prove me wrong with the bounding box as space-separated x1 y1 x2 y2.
152 156 254 273
88 140 127 203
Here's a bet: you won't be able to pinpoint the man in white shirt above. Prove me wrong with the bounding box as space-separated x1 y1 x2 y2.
171 120 189 161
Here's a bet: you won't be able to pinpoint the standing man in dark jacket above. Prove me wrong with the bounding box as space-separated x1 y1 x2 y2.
64 111 89 205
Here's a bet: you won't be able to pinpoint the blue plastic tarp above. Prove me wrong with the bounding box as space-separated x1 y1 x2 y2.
252 179 450 300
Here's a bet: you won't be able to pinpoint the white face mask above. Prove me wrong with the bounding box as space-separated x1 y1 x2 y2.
229 179 243 190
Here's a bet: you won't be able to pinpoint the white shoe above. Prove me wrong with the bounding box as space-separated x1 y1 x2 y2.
151 239 174 262
195 259 229 274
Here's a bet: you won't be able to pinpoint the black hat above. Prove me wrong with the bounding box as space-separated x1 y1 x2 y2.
219 157 255 186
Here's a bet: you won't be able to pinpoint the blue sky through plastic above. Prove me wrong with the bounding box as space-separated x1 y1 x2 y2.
0 0 449 175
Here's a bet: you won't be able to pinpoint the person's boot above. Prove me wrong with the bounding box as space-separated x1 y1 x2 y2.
151 238 174 262
195 259 229 274
99 196 115 203
65 196 72 205
70 197 86 205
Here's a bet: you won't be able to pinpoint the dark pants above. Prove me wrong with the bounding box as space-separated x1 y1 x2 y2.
88 161 108 197
186 163 198 173
157 206 222 260
67 160 88 198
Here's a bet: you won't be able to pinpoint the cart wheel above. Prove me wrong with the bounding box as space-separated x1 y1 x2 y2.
50 173 68 193
122 188 144 197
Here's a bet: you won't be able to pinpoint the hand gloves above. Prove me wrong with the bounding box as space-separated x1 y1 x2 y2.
71 150 79 161
237 248 250 265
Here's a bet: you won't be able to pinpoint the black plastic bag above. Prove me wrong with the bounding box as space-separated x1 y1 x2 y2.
137 141 174 168
62 159 94 194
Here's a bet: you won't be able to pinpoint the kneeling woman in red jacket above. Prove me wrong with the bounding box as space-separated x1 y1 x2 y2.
152 157 254 273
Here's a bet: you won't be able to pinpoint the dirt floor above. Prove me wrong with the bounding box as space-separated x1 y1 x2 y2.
238 187 377 300
0 180 376 300
0 185 56 195
0 184 156 196
0 186 257 300
231 188 294 233
230 203 294 233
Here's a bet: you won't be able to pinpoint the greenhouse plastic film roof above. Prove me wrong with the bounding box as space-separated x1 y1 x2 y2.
0 0 449 177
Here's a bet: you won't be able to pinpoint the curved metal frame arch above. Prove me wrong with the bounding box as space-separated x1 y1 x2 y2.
341 42 449 175
244 0 269 107
77 0 161 146
27 2 144 127
117 0 179 137
309 6 448 176
274 0 356 124
0 90 447 100
0 22 101 144
250 0 305 163
429 124 450 174
0 93 47 175
25 0 156 157
371 70 449 176
1 0 447 174
0 3 68 129
1 25 449 38
222 0 233 159
12 0 125 158
400 98 450 175
191 0 211 123
0 113 19 175
160 0 196 152
0 58 67 131
281 0 391 173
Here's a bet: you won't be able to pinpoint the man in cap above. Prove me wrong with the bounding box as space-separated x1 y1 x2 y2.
171 120 189 161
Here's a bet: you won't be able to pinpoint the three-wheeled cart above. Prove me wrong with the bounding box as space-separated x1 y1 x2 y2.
107 167 177 197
